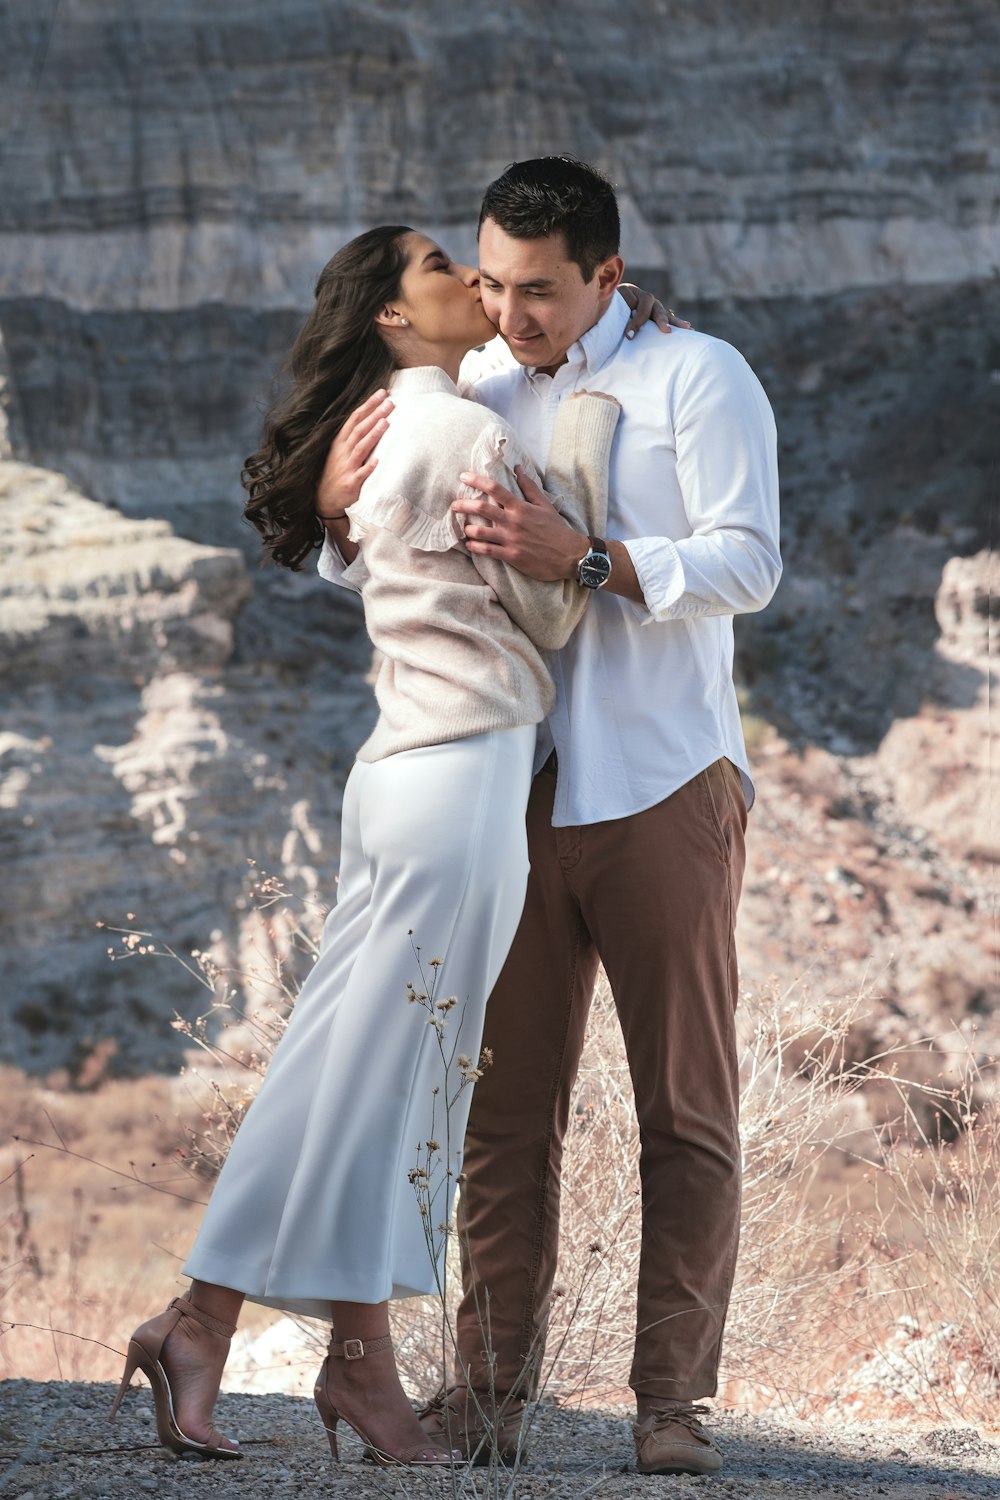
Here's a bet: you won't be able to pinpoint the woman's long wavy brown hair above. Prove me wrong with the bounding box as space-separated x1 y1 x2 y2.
242 225 413 570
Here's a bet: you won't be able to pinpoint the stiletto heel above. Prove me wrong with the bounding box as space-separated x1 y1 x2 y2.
313 1357 340 1459
109 1296 241 1460
314 1334 459 1467
109 1340 141 1420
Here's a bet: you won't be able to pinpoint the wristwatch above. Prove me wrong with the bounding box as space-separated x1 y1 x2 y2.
577 535 612 590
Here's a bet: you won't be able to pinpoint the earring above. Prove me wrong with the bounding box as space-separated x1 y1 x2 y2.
399 318 409 327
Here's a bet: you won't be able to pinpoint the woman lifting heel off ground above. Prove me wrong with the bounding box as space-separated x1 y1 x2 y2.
109 226 623 1467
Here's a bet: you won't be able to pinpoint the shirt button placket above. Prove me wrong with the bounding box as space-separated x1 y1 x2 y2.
538 382 560 466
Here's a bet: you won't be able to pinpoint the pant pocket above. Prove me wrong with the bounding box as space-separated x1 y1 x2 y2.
698 758 737 860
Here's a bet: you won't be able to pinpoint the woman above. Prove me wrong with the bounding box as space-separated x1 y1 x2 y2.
109 226 622 1468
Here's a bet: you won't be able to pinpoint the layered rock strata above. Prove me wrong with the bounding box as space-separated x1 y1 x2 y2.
0 1 995 1077
1 2 996 307
0 460 371 1074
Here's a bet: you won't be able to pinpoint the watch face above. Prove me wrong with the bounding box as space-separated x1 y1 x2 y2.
579 552 612 589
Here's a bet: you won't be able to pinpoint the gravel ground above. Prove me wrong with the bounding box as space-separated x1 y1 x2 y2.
1 1381 998 1500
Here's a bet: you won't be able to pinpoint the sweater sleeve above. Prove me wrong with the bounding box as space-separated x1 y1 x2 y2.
463 392 621 651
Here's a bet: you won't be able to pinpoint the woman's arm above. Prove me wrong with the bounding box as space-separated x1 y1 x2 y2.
314 391 397 574
316 390 394 530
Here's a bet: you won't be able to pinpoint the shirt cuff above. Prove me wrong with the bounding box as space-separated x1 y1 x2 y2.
622 537 686 623
318 533 364 592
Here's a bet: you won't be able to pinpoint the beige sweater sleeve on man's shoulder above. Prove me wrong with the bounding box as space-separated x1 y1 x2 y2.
466 392 621 651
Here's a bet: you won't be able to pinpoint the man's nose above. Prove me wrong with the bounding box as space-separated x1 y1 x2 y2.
500 303 532 335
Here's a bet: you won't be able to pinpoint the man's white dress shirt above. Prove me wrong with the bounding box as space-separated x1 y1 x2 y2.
321 295 780 827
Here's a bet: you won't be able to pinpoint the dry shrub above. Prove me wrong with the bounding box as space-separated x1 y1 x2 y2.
486 978 880 1412
386 976 1000 1425
832 1053 1000 1421
549 980 998 1423
392 977 1000 1423
0 1065 210 1383
102 864 325 1181
5 871 999 1432
1 863 323 1386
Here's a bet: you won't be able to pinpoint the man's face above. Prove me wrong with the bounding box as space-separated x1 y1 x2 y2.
478 218 622 376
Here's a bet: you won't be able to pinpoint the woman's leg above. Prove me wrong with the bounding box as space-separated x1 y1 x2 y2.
113 766 373 1457
150 1282 245 1448
130 729 532 1460
189 1282 245 1325
113 1281 244 1456
183 730 533 1311
317 1299 453 1461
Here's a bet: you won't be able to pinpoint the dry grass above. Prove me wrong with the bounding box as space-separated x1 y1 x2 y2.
3 877 999 1431
390 978 1000 1425
0 1064 207 1382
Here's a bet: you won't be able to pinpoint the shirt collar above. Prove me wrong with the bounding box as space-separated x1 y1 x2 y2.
388 365 461 397
526 294 630 384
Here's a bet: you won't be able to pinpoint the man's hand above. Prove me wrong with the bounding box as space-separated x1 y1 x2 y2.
618 284 692 341
455 466 646 605
454 466 588 581
316 389 394 519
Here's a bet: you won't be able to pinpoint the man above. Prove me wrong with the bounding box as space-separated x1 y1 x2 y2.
319 157 780 1477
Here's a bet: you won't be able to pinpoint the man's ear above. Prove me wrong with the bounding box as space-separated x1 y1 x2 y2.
596 255 626 309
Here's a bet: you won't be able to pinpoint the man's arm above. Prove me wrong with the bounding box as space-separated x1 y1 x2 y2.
455 341 781 621
627 341 781 620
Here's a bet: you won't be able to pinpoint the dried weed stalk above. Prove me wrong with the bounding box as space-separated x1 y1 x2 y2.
4 869 999 1442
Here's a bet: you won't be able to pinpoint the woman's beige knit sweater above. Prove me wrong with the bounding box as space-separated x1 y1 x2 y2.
343 365 620 762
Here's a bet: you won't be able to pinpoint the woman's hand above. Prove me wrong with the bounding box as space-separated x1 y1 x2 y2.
316 390 394 519
617 284 692 341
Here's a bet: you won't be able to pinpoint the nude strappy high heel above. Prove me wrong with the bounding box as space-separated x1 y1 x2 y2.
313 1333 459 1467
109 1296 241 1460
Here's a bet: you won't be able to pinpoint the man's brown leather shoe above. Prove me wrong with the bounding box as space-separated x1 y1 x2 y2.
633 1402 723 1476
417 1386 526 1466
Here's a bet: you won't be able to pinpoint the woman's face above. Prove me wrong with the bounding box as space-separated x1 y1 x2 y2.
389 233 495 355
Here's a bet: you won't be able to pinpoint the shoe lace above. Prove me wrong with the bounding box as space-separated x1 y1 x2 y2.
648 1402 711 1435
417 1384 486 1422
416 1384 448 1420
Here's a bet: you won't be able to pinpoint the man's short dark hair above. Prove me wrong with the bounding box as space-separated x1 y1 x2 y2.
478 156 620 282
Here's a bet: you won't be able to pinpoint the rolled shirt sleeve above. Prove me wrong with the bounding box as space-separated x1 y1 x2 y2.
623 340 782 624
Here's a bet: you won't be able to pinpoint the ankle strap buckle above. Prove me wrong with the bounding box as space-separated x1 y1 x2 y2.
342 1338 365 1360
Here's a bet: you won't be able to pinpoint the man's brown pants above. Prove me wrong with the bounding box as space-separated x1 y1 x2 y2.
455 756 747 1403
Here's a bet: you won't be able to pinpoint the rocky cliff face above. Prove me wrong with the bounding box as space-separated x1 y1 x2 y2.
2 1 997 308
0 1 996 1077
0 459 374 1074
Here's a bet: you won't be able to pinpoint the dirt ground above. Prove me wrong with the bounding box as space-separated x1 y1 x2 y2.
2 1378 999 1500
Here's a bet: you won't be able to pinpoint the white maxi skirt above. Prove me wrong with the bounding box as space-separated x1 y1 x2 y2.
183 726 535 1316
